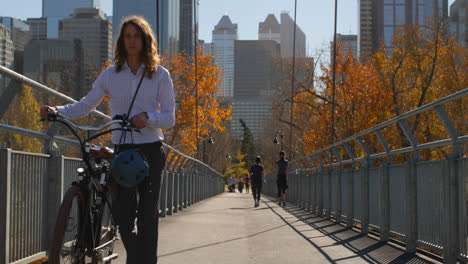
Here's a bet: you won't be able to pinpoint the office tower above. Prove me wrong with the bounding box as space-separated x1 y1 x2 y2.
42 0 100 38
0 24 14 93
158 0 180 55
0 17 32 73
26 18 47 40
280 12 306 58
203 42 218 65
259 14 281 44
180 0 196 56
59 8 112 95
359 0 448 59
24 39 82 97
449 0 467 46
230 40 280 140
212 15 238 98
113 0 179 56
330 34 358 60
0 25 14 69
358 0 377 60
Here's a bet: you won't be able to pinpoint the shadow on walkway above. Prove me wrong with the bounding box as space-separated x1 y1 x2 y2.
263 197 440 264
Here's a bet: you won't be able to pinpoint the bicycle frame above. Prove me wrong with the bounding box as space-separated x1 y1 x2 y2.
44 112 137 262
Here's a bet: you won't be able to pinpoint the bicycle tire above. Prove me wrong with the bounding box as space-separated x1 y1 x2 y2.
93 195 117 264
50 185 86 264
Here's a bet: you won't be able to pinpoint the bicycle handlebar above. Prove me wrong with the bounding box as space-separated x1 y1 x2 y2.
40 110 137 132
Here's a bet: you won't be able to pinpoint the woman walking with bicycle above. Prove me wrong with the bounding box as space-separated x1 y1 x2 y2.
41 16 175 264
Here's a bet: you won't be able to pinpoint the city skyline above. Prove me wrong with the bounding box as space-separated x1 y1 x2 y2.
0 0 459 57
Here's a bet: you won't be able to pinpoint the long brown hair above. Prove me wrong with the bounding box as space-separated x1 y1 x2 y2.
114 16 160 78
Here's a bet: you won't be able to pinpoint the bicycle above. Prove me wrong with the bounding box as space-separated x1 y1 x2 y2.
41 110 138 264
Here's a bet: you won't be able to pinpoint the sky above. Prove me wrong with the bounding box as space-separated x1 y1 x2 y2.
1 0 457 58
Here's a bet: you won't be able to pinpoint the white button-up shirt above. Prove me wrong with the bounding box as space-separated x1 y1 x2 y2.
56 63 175 144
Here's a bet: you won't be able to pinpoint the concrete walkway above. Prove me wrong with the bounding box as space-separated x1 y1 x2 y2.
112 192 440 264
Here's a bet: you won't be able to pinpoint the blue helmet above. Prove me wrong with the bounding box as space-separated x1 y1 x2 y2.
111 149 149 187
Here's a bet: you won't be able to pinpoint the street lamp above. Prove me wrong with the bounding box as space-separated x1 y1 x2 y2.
202 136 214 164
273 130 284 150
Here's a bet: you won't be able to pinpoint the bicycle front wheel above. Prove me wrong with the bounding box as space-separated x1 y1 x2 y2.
50 185 86 264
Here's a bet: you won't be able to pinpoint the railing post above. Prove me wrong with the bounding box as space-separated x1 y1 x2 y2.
45 152 64 249
167 172 174 216
398 120 419 252
443 154 460 263
357 137 370 234
179 168 184 211
173 170 179 213
435 105 464 261
375 129 391 242
343 142 355 228
323 151 333 220
159 171 167 217
0 148 11 264
315 154 324 217
309 157 318 214
332 147 342 224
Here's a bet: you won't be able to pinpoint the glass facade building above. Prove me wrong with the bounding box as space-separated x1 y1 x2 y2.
113 0 179 56
449 0 467 47
179 0 196 56
359 0 448 57
230 40 280 141
42 0 100 38
212 15 238 98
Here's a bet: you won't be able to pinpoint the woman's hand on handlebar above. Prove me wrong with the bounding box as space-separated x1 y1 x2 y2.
40 105 58 120
130 112 148 129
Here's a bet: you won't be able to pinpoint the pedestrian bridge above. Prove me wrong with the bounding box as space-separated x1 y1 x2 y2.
115 192 439 264
1 67 468 264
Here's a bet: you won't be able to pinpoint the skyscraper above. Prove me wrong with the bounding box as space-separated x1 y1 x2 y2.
331 34 358 60
0 17 32 73
158 0 180 56
42 0 100 38
259 14 280 44
24 39 82 95
359 0 448 59
230 40 280 140
0 24 14 69
179 0 196 56
280 12 306 58
449 0 467 46
113 0 157 43
113 0 179 56
212 15 238 98
59 8 112 95
26 18 47 41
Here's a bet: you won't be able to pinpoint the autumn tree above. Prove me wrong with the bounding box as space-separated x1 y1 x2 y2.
0 84 44 152
162 48 231 157
274 19 467 162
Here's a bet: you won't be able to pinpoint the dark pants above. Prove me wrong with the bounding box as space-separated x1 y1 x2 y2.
277 174 288 197
111 141 165 264
252 184 262 201
245 183 250 193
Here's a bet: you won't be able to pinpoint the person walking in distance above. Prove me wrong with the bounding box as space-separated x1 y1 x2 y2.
250 156 265 207
244 173 250 193
40 16 175 264
238 178 244 193
276 151 289 206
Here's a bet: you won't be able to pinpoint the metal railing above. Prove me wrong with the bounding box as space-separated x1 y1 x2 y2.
0 65 225 264
264 88 468 263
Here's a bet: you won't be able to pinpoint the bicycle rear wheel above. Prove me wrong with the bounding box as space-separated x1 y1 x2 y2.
50 185 86 264
93 194 118 263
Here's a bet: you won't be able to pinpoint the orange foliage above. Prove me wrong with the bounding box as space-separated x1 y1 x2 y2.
161 49 231 156
279 21 467 161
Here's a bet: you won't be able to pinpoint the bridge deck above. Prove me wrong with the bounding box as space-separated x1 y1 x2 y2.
112 192 440 264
